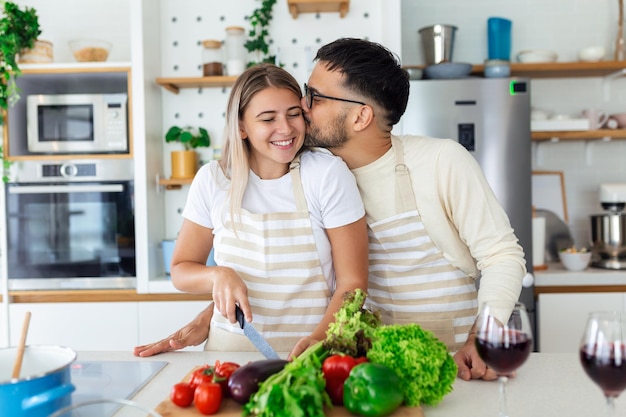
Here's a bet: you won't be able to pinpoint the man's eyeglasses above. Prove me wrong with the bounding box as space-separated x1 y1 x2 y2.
304 83 366 109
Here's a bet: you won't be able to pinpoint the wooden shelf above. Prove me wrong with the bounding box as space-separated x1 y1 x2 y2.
405 61 626 79
477 61 626 78
158 177 193 190
156 75 239 94
531 129 626 141
287 0 349 18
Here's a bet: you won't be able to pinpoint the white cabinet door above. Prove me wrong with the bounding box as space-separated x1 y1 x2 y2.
137 301 210 352
538 293 624 353
9 302 138 351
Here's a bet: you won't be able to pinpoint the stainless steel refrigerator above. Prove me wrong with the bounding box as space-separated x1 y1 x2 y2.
399 77 535 341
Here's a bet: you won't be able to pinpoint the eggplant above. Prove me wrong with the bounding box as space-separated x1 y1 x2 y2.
228 358 288 404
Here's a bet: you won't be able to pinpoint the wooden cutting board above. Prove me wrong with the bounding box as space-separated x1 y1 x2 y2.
154 367 424 417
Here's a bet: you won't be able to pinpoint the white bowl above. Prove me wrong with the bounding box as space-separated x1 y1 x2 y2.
516 50 558 63
559 251 592 271
578 46 605 62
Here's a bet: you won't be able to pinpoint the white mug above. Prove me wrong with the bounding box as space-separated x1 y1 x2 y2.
582 108 609 129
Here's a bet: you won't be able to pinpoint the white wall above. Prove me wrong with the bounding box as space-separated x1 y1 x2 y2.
400 0 626 248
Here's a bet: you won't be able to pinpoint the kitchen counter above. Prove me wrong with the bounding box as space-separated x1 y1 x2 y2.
535 262 626 293
77 351 626 417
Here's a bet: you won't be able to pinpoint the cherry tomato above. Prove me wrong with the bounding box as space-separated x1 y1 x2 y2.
170 382 194 407
194 382 223 415
214 360 240 396
189 365 215 389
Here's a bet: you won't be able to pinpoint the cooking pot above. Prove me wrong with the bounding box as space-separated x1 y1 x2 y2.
418 24 457 65
0 345 76 417
590 213 626 269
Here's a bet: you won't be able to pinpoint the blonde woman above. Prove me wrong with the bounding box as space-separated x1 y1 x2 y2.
161 64 368 357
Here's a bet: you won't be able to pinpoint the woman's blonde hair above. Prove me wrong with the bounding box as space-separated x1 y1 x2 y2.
218 63 303 226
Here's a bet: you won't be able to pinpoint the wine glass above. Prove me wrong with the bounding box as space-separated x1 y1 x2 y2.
474 301 533 417
580 311 626 416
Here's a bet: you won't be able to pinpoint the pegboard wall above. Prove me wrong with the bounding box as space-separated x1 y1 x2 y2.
159 0 387 237
159 0 384 152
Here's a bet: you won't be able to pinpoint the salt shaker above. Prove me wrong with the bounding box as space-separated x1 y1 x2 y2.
202 39 223 76
224 26 247 76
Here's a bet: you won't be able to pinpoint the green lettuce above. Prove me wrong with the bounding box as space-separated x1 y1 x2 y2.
367 323 457 406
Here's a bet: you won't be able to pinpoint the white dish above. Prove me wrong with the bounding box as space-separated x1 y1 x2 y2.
559 251 591 271
424 62 472 79
516 50 557 63
578 46 605 62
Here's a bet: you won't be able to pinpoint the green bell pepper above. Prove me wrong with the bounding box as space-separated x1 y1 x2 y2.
343 362 404 417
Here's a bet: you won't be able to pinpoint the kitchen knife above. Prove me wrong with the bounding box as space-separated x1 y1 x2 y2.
235 305 281 359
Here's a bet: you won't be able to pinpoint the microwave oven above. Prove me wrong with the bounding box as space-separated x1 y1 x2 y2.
27 93 128 154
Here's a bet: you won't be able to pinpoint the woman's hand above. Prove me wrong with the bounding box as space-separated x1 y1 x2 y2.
211 266 253 324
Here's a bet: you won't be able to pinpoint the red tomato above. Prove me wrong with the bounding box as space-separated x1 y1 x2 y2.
214 360 240 396
189 365 215 389
194 382 223 415
170 382 194 407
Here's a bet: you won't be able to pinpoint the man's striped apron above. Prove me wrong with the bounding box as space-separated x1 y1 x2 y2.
366 138 478 351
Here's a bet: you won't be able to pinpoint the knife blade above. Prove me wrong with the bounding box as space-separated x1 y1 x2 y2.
235 305 281 359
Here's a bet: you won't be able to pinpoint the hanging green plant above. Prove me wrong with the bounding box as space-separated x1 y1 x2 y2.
0 1 41 114
0 1 40 183
245 0 277 66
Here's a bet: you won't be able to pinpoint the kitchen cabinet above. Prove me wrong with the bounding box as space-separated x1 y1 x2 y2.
9 302 138 350
137 300 209 351
534 265 626 353
8 299 211 351
537 292 625 353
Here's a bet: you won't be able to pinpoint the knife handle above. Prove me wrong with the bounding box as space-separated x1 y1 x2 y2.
235 305 245 329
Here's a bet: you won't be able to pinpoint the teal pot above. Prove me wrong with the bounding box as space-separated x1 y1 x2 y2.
0 345 76 417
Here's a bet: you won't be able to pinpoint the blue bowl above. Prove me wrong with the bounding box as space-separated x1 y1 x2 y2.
484 61 511 78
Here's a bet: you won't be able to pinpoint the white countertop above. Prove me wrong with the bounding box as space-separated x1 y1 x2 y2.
77 351 626 417
535 262 626 287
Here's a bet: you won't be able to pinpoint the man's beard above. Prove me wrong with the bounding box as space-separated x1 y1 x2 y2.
304 112 348 148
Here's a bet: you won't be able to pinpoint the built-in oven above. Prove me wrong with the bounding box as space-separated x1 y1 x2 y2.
5 159 136 290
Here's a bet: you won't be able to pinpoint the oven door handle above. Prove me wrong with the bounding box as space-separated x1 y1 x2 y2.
8 184 124 194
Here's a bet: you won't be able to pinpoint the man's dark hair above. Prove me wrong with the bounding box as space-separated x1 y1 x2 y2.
314 38 410 128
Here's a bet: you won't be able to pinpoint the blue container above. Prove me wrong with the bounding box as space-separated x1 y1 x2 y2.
162 240 216 276
487 17 512 61
0 345 76 417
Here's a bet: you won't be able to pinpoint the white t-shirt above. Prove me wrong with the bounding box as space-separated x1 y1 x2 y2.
183 148 365 290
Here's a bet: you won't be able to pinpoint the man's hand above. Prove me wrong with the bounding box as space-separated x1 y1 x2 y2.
453 333 499 381
133 303 214 357
287 336 320 360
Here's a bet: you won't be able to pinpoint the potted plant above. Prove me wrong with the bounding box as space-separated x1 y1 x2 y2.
165 125 211 179
0 1 41 182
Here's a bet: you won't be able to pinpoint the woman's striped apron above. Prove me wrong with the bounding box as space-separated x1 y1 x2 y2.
205 156 330 352
366 138 478 351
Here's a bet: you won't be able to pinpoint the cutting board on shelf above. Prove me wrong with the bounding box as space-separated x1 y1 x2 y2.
154 367 424 417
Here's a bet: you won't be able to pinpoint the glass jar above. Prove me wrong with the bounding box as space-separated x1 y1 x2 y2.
224 26 247 76
201 39 223 76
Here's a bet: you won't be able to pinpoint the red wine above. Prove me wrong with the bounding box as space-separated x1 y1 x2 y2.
580 343 626 397
475 330 532 373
